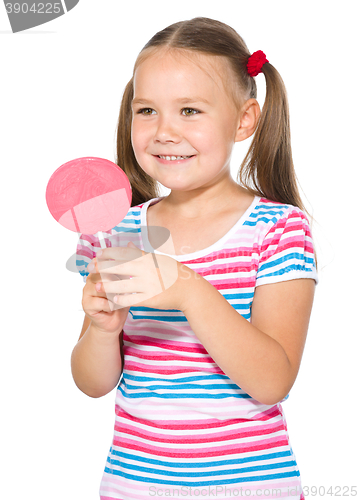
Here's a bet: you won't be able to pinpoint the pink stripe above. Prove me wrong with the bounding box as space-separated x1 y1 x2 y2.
100 479 153 499
76 245 95 260
79 233 98 244
201 264 256 275
124 347 214 363
262 230 305 249
113 435 289 457
260 239 305 259
260 241 313 262
114 420 285 443
100 497 122 500
123 334 208 353
261 221 309 250
210 278 256 289
273 234 306 249
79 232 111 245
124 362 224 375
264 217 304 234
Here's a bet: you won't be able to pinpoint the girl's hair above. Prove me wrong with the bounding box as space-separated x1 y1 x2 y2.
116 17 305 212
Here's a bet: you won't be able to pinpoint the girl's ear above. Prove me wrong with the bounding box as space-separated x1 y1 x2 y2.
235 98 261 143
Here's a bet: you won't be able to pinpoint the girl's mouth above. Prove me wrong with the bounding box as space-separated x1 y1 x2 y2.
157 155 194 161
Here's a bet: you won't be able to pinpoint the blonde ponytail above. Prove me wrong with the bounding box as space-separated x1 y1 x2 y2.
239 62 304 210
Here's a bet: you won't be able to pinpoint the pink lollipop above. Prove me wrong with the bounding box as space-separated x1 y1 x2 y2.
46 157 132 248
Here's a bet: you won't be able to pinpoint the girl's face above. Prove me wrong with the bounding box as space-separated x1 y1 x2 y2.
131 49 243 192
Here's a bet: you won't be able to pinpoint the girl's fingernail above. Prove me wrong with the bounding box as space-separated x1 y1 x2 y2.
97 250 103 257
88 262 94 271
96 283 101 292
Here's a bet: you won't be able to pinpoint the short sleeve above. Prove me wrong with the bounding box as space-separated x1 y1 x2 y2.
256 208 318 287
75 233 103 283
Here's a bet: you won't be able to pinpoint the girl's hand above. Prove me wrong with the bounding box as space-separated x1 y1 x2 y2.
93 242 193 311
82 266 130 335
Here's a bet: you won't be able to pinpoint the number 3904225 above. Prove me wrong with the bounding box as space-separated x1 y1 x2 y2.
5 3 62 14
302 485 357 496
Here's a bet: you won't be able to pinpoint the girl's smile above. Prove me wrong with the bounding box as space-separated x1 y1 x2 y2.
154 154 195 165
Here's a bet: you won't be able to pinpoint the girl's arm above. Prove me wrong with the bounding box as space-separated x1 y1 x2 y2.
181 273 315 405
71 315 124 398
71 263 130 398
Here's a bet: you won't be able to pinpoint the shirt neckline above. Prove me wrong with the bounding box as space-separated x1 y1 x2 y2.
140 195 261 260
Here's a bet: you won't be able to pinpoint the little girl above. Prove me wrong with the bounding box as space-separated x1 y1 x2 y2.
72 17 317 500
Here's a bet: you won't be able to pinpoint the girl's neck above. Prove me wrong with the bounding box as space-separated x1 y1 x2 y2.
160 182 253 221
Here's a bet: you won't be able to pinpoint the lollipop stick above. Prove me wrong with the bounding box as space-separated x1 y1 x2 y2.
97 231 107 249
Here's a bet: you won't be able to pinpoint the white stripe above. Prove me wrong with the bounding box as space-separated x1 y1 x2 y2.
59 0 67 13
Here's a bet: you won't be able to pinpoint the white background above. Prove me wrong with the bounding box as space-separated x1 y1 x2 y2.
1 1 358 498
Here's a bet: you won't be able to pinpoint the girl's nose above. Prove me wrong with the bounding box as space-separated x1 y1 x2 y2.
154 117 181 143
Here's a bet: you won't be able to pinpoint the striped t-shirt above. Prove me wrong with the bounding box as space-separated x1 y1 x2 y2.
76 195 317 500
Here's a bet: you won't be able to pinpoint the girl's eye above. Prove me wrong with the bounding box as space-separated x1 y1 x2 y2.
138 108 155 115
182 108 199 116
136 107 200 116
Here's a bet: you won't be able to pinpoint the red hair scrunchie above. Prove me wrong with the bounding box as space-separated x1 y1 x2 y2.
247 50 268 77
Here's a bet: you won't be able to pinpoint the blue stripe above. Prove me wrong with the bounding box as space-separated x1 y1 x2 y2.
128 309 251 321
129 305 248 317
107 457 297 478
76 259 88 268
108 449 293 469
128 313 188 322
112 224 141 233
229 302 250 310
129 306 182 312
124 208 141 217
258 265 315 280
249 209 287 220
103 467 299 486
118 387 250 399
114 219 141 227
244 214 286 226
123 374 231 383
255 203 289 211
223 292 253 300
258 252 312 272
123 383 241 391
